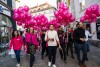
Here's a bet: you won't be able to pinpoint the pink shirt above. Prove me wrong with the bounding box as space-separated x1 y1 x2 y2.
25 33 39 48
9 36 23 50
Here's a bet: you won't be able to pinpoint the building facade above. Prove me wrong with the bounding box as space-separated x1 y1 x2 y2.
61 0 100 40
0 0 16 55
73 0 100 40
30 2 56 21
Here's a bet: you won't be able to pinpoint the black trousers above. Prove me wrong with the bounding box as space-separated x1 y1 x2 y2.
74 43 87 65
30 54 35 67
41 43 48 56
59 43 66 61
48 46 57 64
66 42 74 57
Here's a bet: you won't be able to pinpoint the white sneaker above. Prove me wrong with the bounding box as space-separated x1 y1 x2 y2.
16 64 20 67
52 64 56 67
48 62 51 67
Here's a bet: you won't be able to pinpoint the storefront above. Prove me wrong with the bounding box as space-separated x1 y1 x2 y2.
0 3 16 55
96 18 100 40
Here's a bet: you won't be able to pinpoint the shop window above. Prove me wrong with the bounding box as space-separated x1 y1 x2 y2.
2 15 7 24
79 0 86 12
0 14 12 54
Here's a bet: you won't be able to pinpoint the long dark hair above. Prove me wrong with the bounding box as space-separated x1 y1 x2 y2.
12 30 19 38
29 28 34 34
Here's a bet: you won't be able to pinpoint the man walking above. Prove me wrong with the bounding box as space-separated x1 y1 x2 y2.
45 24 61 67
73 22 87 67
58 26 67 63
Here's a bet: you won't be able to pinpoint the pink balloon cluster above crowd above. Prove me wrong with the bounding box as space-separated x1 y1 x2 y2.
80 4 100 23
13 2 100 30
54 2 75 26
13 2 75 30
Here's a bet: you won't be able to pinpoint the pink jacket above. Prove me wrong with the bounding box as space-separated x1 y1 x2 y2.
25 33 39 48
9 36 23 50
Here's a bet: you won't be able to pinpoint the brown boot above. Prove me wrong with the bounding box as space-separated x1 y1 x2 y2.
79 64 84 67
82 63 87 67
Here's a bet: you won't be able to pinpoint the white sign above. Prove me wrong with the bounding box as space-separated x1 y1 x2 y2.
0 4 11 17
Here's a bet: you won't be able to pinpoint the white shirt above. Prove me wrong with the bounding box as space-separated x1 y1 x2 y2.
45 30 59 46
85 30 92 41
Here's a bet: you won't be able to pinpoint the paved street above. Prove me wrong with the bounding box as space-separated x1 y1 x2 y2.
0 46 100 67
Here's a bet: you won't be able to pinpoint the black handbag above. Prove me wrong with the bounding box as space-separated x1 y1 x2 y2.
27 35 36 54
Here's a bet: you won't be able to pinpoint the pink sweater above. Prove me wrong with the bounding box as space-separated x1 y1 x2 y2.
9 36 23 50
25 33 39 48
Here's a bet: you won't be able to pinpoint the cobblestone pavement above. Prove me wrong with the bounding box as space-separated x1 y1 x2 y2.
0 46 100 67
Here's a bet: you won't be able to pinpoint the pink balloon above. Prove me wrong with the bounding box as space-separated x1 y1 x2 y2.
13 13 20 21
88 19 93 23
70 17 75 22
17 21 22 26
41 22 45 26
59 2 66 9
86 8 92 15
62 11 68 17
92 4 99 14
17 6 24 14
26 13 32 20
91 14 96 19
58 9 63 14
34 26 38 30
62 6 68 11
33 16 38 20
84 14 89 19
24 6 29 12
67 13 72 19
13 9 18 13
20 13 25 19
57 15 63 21
80 17 85 22
30 19 36 25
96 8 100 17
54 11 59 17
55 23 60 28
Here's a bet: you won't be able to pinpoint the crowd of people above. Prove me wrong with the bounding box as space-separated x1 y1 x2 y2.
8 22 95 67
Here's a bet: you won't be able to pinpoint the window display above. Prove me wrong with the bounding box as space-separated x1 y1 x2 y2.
0 14 12 54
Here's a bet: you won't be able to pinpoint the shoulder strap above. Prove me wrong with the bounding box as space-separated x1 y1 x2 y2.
30 34 32 43
47 31 49 40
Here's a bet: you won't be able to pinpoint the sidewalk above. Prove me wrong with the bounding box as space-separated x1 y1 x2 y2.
0 46 100 67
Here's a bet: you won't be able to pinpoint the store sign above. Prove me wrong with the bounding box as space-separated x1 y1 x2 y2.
0 4 11 17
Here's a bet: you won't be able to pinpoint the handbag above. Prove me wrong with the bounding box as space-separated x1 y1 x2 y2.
27 35 36 54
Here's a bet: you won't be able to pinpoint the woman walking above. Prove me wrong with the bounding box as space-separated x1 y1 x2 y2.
25 27 39 67
41 30 48 59
9 30 23 67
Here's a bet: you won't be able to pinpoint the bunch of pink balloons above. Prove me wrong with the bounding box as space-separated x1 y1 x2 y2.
54 2 75 26
13 6 32 26
80 4 100 23
48 18 60 29
33 14 48 27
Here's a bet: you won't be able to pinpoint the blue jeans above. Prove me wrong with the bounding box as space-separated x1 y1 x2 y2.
85 41 90 52
74 43 87 65
14 50 21 64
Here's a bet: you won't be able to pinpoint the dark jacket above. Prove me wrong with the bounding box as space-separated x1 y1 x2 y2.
73 28 86 44
58 30 64 44
68 32 73 42
41 34 46 46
